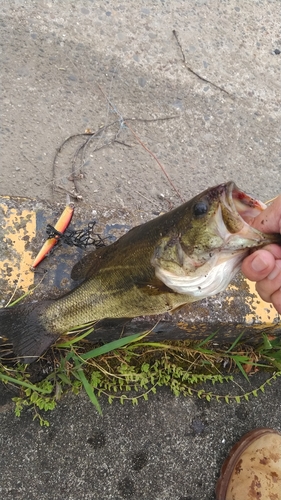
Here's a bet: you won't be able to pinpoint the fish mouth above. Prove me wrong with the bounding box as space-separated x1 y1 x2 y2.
217 181 269 244
225 181 267 226
153 182 272 299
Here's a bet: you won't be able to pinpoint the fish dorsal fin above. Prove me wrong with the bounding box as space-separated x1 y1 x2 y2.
71 224 146 281
71 245 114 281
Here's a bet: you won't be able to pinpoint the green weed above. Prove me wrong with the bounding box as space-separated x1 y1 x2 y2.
1 324 281 426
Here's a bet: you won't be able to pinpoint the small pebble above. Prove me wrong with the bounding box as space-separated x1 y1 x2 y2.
138 77 146 88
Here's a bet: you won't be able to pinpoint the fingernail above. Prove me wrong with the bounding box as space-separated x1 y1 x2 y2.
251 255 268 272
267 267 280 280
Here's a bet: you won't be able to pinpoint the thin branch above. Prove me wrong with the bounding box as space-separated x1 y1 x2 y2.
52 86 180 201
172 30 231 96
134 190 161 207
124 120 184 202
98 84 184 202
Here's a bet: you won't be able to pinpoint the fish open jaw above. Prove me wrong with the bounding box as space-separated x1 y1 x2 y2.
154 182 272 300
213 182 269 248
226 181 267 225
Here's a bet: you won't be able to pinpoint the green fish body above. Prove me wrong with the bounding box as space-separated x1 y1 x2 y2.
1 182 280 362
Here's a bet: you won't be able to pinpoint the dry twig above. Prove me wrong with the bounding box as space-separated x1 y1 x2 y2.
172 30 231 96
52 86 182 202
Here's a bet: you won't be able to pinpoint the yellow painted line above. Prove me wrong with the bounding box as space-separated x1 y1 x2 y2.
0 196 280 337
0 203 35 294
244 279 280 325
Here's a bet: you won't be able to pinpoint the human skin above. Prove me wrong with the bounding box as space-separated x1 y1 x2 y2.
241 195 281 314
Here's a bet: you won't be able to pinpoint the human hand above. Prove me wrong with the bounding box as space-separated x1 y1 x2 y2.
241 195 281 314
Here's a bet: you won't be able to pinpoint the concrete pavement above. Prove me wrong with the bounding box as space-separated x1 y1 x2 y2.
0 2 280 499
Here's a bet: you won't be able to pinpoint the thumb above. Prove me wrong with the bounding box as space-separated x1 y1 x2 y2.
241 249 275 282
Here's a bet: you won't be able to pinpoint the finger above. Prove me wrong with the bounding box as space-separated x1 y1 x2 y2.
255 260 281 304
241 249 276 282
270 288 281 315
260 244 281 260
251 194 281 234
256 285 281 314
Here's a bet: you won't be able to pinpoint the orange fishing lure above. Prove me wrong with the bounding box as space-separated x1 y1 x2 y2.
32 205 74 268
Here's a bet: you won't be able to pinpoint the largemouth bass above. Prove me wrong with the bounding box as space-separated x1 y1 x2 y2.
1 181 280 363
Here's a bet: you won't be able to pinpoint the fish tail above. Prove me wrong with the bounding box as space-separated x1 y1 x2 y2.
0 301 60 363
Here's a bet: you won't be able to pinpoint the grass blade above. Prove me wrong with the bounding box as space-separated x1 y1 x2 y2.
226 331 245 353
0 372 47 393
234 359 249 382
79 333 143 361
56 328 94 347
196 331 218 348
73 358 102 414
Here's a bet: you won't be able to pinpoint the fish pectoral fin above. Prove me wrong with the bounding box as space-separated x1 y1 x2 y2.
170 303 188 313
137 277 174 295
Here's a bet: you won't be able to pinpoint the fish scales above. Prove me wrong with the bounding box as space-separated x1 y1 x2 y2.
1 182 280 363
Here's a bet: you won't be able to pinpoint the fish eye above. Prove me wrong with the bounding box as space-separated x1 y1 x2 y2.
193 200 209 217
